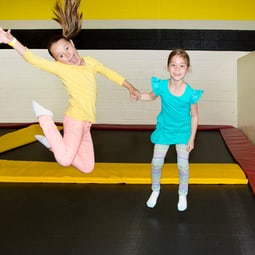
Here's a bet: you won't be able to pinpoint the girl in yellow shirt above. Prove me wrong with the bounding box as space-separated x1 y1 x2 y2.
0 0 139 173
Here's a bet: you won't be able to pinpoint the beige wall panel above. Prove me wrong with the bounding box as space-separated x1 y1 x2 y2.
1 20 255 30
0 50 247 125
238 52 255 144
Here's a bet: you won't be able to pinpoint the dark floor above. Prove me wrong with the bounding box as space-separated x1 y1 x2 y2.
0 183 254 255
0 127 255 255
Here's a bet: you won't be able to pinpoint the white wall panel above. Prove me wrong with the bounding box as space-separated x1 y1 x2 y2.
237 51 255 144
0 49 247 125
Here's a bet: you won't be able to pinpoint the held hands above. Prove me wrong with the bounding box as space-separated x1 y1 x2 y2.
123 80 141 101
129 88 141 101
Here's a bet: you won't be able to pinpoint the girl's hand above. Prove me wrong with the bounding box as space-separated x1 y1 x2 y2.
186 139 195 152
122 80 141 101
130 88 141 101
0 27 14 44
0 28 26 56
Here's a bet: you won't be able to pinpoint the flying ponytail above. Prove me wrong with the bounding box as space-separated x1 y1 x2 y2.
53 0 83 39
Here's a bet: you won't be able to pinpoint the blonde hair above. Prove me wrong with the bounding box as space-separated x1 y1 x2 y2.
53 0 83 39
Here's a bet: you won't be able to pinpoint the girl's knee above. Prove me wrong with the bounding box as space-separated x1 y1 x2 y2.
57 158 73 168
76 162 95 174
151 157 164 167
55 155 95 173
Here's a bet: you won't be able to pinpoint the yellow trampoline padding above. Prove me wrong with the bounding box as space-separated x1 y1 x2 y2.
0 124 63 153
0 160 248 184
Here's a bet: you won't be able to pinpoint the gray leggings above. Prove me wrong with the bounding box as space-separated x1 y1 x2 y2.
151 144 190 195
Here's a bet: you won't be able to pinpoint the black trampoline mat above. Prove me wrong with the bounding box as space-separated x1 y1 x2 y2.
0 127 255 255
0 183 254 255
0 129 235 163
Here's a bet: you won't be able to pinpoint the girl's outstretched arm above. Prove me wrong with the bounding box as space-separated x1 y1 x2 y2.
139 91 158 101
0 27 27 56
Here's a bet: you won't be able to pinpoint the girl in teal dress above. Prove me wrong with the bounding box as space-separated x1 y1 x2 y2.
139 49 203 211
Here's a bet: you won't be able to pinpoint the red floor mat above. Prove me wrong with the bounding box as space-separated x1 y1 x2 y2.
220 127 255 195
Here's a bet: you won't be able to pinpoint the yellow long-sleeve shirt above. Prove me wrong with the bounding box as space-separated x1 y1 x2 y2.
24 49 125 122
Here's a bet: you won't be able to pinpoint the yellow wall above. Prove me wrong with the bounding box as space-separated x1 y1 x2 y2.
0 0 255 20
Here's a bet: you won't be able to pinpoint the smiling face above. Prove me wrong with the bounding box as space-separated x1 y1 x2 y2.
49 38 83 65
167 55 189 82
167 49 190 82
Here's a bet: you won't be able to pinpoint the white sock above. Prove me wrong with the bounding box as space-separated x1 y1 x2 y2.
35 135 51 149
146 190 160 208
32 100 53 118
177 195 187 212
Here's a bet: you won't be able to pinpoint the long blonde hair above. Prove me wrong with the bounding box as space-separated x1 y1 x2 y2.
53 0 83 39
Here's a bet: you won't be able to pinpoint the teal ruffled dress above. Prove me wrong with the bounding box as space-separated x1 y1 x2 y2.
150 76 204 145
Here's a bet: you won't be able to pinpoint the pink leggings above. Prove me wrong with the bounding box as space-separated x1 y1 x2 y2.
38 115 94 173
